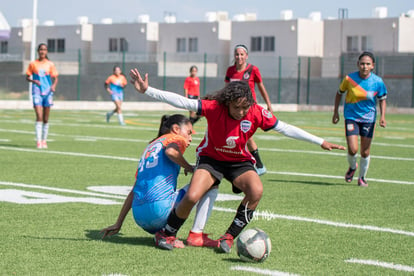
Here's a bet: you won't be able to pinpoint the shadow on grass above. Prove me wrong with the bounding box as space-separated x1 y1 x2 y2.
84 229 154 247
267 178 348 186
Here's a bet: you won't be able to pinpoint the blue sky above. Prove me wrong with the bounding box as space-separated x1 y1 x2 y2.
1 0 413 27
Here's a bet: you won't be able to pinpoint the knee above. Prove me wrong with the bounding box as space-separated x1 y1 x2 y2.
348 149 358 156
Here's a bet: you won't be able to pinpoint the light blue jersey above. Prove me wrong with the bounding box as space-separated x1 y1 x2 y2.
339 71 387 123
131 133 188 234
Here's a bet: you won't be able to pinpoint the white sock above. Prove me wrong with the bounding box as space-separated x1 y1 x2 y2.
118 113 124 124
107 111 114 117
191 187 218 233
35 122 42 142
347 153 357 170
42 123 49 141
359 156 370 179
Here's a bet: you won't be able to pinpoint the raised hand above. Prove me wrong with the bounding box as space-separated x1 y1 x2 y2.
129 68 149 94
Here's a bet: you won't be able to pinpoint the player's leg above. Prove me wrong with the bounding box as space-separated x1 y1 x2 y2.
34 104 43 149
247 137 266 175
186 186 219 247
114 100 125 125
41 106 51 148
345 120 359 182
219 164 262 253
357 122 375 187
155 168 216 250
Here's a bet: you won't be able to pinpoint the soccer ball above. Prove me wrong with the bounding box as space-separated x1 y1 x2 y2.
236 228 271 263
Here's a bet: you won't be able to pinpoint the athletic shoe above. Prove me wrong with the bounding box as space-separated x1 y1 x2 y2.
106 112 111 123
186 231 219 248
255 166 267 176
217 233 234 253
154 231 185 250
358 177 368 187
345 163 358 182
36 141 42 149
42 140 48 149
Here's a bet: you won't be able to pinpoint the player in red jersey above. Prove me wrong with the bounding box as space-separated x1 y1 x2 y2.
225 44 273 175
129 68 345 252
184 65 201 125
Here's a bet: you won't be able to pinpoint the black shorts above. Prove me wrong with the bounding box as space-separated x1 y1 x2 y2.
187 95 199 100
196 156 256 193
345 119 375 138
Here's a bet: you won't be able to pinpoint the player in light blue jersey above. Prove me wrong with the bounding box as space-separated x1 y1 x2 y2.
332 51 387 187
101 114 194 248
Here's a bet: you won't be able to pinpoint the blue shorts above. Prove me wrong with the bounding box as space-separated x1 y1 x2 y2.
111 93 123 102
131 187 187 234
33 92 53 107
345 119 375 138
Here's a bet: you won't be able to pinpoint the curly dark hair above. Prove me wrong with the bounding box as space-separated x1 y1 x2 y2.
203 81 254 107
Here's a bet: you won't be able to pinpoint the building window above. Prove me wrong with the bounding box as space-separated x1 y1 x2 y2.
189 37 198 52
109 38 118 52
177 38 186 52
361 36 373 51
346 36 359 52
264 36 275 52
47 39 56 53
251 37 262 52
57 39 65 53
0 41 7 53
120 38 128 52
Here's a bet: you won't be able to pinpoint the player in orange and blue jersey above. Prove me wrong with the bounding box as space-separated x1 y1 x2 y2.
26 43 58 149
332 51 387 187
101 114 196 248
105 66 128 125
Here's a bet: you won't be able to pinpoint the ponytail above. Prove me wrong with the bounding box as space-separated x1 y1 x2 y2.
151 114 191 142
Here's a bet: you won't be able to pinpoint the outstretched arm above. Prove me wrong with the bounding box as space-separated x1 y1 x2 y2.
130 68 199 112
273 120 345 151
100 189 134 239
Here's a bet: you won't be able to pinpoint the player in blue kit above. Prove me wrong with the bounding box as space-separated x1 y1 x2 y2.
105 66 128 125
101 114 194 248
332 51 387 187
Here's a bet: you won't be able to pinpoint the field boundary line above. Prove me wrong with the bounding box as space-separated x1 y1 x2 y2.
230 266 300 276
214 207 414 237
345 259 414 272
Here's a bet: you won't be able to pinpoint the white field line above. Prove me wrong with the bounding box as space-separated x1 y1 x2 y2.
1 128 412 162
214 207 414 237
345 259 414 272
261 147 414 161
0 145 413 185
0 146 139 162
269 171 414 185
2 181 414 238
231 266 299 276
0 181 125 200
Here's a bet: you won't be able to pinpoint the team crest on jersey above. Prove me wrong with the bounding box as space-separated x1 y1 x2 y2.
262 109 272 119
240 120 252 133
243 72 251 80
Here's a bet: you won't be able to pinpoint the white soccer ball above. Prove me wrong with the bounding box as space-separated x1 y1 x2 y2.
236 228 272 263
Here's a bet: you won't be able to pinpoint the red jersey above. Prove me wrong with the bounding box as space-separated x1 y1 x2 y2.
225 64 262 101
184 76 200 97
196 100 277 163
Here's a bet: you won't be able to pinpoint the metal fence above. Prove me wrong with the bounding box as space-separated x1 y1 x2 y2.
1 50 413 108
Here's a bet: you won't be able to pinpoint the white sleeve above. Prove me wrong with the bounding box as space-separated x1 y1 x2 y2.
272 120 324 146
145 86 199 112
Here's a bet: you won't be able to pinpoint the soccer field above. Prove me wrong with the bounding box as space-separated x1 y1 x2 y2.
1 109 413 275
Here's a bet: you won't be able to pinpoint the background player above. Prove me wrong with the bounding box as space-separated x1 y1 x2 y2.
105 66 128 125
26 43 58 149
184 65 201 125
332 51 387 187
225 44 273 175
